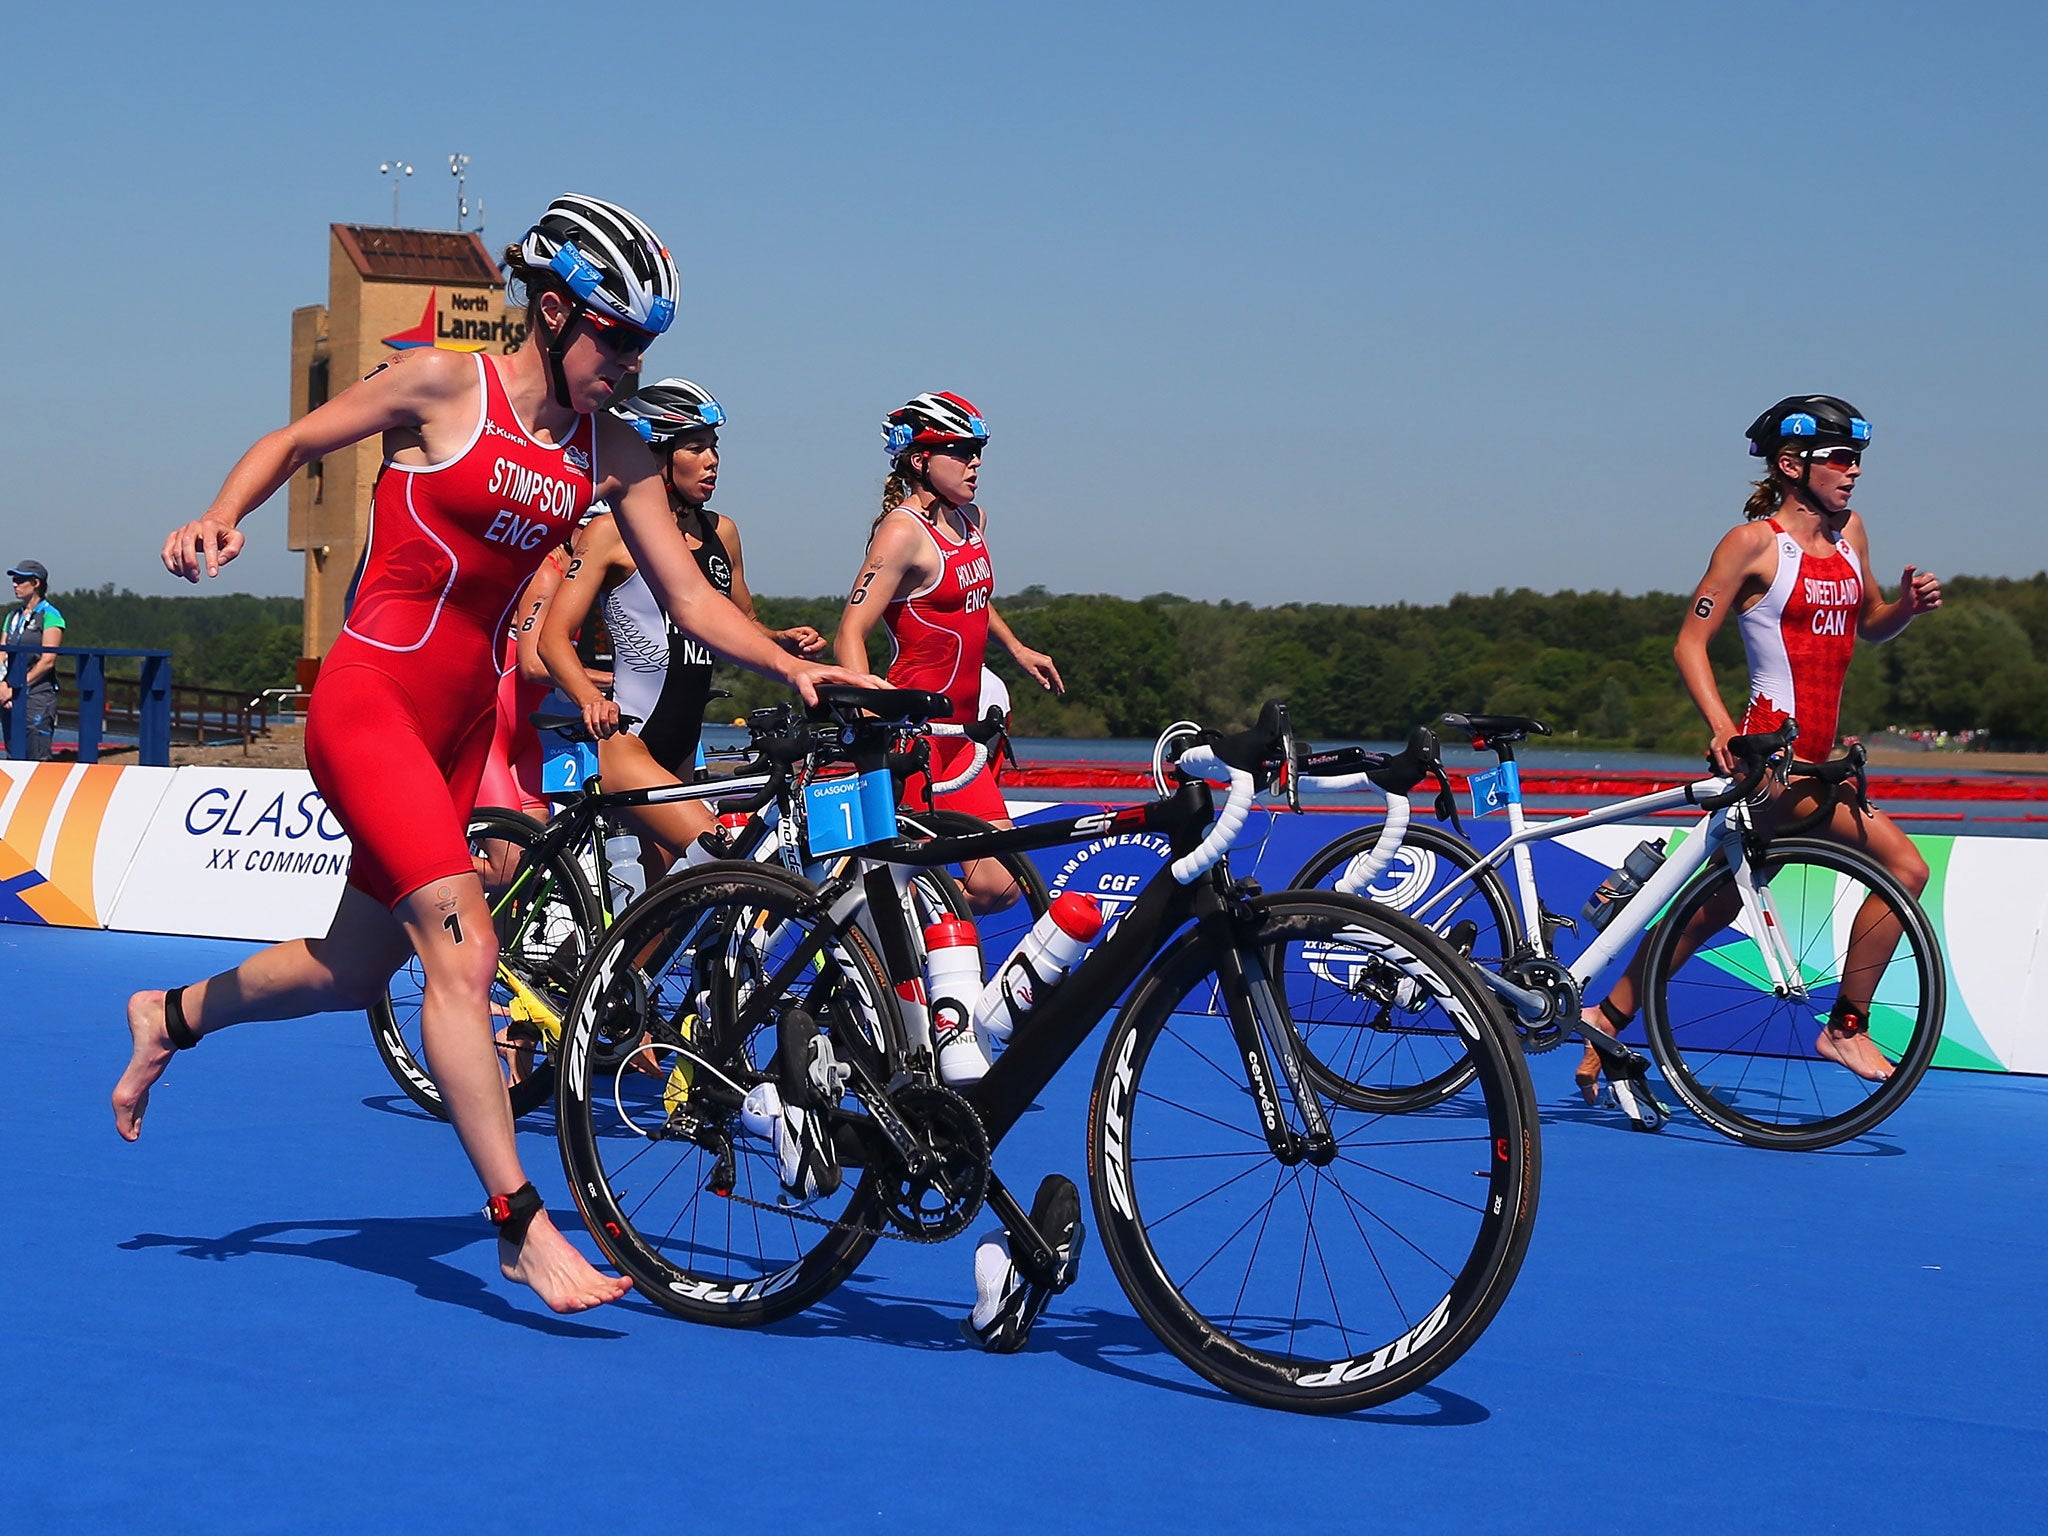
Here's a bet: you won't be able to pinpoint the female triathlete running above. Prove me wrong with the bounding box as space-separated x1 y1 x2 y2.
539 378 823 876
112 195 876 1313
833 392 1061 909
1580 394 1942 1097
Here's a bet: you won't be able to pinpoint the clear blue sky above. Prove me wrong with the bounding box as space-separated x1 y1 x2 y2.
5 0 2040 605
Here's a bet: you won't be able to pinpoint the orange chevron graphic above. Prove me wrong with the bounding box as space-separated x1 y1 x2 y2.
0 763 116 927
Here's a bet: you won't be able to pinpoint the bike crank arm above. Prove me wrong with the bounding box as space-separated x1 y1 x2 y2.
1565 1016 1653 1078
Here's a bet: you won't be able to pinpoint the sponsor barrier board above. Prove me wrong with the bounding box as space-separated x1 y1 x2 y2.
107 769 353 942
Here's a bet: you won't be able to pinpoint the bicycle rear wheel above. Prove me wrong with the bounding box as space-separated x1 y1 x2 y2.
1288 821 1519 1109
368 808 600 1118
1088 893 1539 1413
555 863 907 1326
1640 837 1944 1150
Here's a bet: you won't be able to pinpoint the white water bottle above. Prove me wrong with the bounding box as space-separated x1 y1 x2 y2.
925 916 990 1086
605 830 646 908
973 892 1105 1047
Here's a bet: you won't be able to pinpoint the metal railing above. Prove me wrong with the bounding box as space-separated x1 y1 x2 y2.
1 646 181 764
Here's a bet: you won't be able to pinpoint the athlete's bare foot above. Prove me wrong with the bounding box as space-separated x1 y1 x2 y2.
499 1209 633 1313
113 990 180 1142
1815 1021 1895 1081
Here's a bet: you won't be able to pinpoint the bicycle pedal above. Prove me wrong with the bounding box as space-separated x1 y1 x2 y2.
1608 1077 1668 1133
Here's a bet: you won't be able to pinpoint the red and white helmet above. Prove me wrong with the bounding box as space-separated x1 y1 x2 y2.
883 392 989 458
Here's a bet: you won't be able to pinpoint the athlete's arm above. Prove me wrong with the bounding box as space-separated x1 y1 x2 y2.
600 416 877 704
512 552 569 686
1676 522 1771 774
162 348 473 582
987 605 1062 695
538 521 624 738
1844 515 1942 642
834 511 934 674
720 515 825 658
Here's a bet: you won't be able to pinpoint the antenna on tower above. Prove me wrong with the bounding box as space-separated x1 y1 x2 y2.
378 159 414 225
449 153 472 231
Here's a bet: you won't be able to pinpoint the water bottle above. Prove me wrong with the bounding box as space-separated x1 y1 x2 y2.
924 916 990 1086
605 829 647 909
1581 838 1668 931
973 892 1105 1047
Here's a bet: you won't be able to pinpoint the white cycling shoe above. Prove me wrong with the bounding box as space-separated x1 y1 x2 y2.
965 1174 1085 1353
738 1011 847 1203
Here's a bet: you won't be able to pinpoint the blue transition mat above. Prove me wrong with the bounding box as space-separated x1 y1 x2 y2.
1 920 2043 1534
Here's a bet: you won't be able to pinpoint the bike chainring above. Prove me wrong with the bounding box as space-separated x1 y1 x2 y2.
869 1081 990 1244
1501 956 1579 1053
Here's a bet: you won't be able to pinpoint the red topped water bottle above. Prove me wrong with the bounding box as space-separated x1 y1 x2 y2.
924 915 990 1086
973 892 1105 1048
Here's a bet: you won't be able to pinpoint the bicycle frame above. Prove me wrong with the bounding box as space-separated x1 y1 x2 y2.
708 777 1354 1254
1386 772 1811 1016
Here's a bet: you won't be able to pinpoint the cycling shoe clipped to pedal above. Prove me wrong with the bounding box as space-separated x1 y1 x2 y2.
738 1010 848 1203
1606 1073 1669 1133
964 1174 1086 1354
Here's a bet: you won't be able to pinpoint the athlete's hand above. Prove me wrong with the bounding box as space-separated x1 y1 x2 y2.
1706 725 1740 777
776 625 828 658
1900 565 1942 617
581 695 622 740
787 663 884 707
1014 646 1064 695
162 516 245 582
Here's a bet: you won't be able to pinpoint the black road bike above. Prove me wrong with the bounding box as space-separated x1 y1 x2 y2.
552 692 1540 1414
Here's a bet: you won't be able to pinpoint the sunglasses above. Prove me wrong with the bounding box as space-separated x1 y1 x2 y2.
930 441 985 462
1804 447 1862 469
576 307 657 358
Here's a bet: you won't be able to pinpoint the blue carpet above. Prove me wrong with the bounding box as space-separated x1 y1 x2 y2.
1 921 2042 1534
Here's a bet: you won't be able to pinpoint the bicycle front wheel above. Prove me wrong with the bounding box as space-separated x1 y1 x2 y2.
1088 893 1539 1414
368 808 600 1119
555 863 907 1327
1640 837 1944 1150
1289 821 1520 1109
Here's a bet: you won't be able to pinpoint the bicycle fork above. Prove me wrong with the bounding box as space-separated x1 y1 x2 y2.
1205 903 1336 1167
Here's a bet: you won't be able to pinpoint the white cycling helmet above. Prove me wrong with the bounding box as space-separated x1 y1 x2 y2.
517 193 679 336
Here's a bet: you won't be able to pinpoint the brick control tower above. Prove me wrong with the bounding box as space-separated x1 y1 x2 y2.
287 226 526 664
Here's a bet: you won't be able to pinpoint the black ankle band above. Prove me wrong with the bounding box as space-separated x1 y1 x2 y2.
1599 997 1631 1031
164 987 200 1050
1828 1002 1870 1036
484 1182 544 1246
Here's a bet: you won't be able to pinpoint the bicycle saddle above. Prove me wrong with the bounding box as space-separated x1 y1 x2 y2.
1442 713 1552 746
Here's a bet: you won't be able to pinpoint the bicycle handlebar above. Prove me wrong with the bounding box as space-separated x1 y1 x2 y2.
925 706 1007 793
1167 744 1257 884
1693 720 1800 810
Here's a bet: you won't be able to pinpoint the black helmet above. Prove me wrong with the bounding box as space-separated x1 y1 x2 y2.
613 377 725 451
1745 395 1872 459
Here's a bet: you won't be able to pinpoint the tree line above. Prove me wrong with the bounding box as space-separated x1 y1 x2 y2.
741 572 2048 749
41 572 2048 748
43 586 303 699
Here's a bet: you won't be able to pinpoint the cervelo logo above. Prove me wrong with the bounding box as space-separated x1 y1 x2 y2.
1294 1295 1454 1388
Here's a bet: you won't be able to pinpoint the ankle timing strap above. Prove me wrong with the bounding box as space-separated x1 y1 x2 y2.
1598 997 1631 1032
1828 1002 1871 1037
484 1182 544 1245
164 987 200 1050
